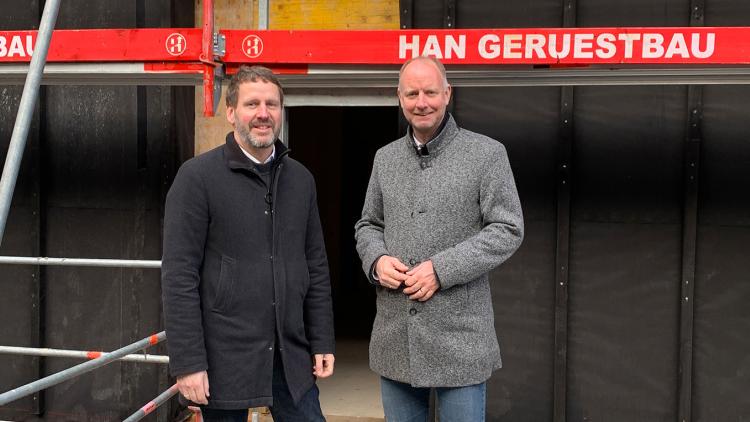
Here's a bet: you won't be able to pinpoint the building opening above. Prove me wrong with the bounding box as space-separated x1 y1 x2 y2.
287 105 400 419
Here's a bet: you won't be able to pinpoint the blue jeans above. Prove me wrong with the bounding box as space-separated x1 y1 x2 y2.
380 377 486 422
201 355 325 422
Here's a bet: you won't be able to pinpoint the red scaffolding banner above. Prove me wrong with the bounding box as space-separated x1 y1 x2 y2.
0 28 203 62
223 27 750 65
2 27 750 65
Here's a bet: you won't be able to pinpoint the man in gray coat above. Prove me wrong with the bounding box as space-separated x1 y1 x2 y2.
355 56 524 421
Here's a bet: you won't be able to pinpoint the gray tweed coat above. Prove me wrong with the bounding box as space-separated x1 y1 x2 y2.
355 114 524 387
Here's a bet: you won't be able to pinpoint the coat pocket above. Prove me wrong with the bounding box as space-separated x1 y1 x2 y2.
291 259 310 300
212 255 237 313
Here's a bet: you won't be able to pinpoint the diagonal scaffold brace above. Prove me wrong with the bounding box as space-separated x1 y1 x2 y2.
0 332 166 406
122 383 179 422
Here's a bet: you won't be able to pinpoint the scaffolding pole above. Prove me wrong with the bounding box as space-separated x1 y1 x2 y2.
0 332 166 406
0 256 161 268
122 384 179 422
0 0 61 245
0 345 169 364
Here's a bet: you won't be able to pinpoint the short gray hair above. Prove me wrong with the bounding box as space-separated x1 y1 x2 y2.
398 56 449 89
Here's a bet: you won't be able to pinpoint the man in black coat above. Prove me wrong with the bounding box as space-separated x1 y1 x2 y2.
161 65 335 422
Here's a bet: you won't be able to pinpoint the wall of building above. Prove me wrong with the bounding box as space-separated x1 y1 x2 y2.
406 1 750 421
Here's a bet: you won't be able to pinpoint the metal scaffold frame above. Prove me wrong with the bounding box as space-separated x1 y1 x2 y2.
0 0 60 243
0 1 195 420
0 332 173 422
4 9 750 261
0 333 167 406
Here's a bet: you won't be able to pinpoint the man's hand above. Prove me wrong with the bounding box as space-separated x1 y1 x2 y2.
313 354 335 378
176 371 210 405
375 256 409 289
403 260 440 301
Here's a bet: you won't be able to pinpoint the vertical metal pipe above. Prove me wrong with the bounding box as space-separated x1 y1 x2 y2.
202 0 214 57
562 0 577 28
444 0 457 117
201 0 216 116
443 0 456 29
678 123 700 422
399 0 414 29
554 86 574 422
0 0 61 245
29 47 44 413
677 88 702 422
258 0 269 30
677 4 704 422
554 3 577 421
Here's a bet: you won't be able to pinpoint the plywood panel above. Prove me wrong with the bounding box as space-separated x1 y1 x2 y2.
270 0 399 30
195 0 257 29
195 89 232 156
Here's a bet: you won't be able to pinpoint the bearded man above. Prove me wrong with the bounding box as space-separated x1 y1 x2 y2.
162 65 335 422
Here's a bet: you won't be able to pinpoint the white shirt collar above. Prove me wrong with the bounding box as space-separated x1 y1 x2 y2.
240 144 276 164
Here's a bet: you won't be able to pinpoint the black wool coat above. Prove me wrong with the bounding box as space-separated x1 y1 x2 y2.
161 133 334 409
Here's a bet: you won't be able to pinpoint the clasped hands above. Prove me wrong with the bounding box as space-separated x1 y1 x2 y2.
375 256 439 301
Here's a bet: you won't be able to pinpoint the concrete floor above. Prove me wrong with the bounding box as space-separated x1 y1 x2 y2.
317 338 383 421
245 338 384 422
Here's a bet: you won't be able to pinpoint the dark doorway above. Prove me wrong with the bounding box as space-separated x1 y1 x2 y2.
286 106 400 339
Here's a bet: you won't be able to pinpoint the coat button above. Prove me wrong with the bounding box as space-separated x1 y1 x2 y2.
409 308 417 316
420 161 427 169
409 259 416 265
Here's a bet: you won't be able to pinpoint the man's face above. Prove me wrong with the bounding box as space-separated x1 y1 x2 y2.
226 80 282 150
398 59 452 141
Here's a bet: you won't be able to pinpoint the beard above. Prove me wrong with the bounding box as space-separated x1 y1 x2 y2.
235 118 278 149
